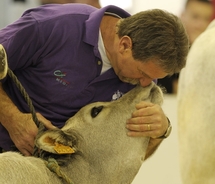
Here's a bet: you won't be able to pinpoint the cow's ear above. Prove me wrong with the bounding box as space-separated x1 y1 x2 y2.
35 130 75 155
0 44 8 80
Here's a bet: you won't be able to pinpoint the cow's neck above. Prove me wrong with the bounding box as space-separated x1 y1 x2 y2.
59 153 144 184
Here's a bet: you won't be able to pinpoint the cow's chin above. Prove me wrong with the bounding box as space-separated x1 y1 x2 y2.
119 76 140 85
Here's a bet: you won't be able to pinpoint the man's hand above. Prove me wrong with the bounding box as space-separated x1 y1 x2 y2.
126 101 169 138
7 113 56 156
126 101 169 159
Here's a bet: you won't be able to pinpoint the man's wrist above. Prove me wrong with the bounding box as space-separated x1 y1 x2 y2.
156 117 172 139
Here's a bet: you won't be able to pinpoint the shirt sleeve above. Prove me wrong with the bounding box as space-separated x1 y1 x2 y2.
0 13 40 71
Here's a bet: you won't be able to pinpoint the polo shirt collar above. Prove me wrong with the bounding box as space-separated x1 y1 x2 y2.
83 5 130 47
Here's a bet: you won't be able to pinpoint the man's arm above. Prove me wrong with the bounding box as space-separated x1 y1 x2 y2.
144 138 163 160
0 83 56 155
0 83 38 155
126 101 172 160
0 44 37 155
0 44 55 155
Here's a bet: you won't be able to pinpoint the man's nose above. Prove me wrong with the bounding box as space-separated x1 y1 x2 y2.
139 78 152 87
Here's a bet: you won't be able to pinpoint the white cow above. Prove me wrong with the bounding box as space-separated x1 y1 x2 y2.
177 20 215 184
0 59 163 184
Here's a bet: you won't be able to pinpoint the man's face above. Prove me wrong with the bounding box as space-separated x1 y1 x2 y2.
181 1 214 44
114 55 168 87
110 35 168 87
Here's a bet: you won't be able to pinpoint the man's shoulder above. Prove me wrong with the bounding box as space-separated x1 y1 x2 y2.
21 4 97 22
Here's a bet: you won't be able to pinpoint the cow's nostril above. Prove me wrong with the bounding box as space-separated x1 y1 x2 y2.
91 106 103 118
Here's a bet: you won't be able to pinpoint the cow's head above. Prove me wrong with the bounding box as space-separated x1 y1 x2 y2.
35 83 163 166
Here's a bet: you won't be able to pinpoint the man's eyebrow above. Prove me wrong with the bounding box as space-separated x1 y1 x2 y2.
137 67 153 79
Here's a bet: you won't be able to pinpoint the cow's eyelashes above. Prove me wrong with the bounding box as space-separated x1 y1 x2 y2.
91 106 103 118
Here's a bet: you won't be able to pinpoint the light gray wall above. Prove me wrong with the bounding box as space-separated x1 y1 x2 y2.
0 0 39 29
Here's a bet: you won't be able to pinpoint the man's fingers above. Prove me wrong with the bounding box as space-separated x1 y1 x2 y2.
135 101 154 109
20 148 32 156
42 121 57 130
132 104 160 118
36 113 57 129
126 122 159 132
17 143 34 156
127 116 151 124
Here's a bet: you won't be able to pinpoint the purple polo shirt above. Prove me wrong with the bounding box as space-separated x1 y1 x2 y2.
0 4 135 150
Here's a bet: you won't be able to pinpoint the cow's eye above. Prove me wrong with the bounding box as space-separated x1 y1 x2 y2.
91 106 103 118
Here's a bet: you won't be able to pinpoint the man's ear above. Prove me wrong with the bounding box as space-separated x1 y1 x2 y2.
118 36 133 54
35 129 76 154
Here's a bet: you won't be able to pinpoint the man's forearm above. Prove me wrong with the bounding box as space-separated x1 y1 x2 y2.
0 83 22 130
144 138 163 160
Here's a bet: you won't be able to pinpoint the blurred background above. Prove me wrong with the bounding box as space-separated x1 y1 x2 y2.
0 0 214 184
0 0 186 29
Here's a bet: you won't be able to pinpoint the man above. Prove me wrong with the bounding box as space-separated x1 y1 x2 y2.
158 0 214 94
0 4 189 156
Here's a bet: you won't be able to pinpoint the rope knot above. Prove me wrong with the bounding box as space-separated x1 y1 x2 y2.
45 157 74 184
46 158 60 173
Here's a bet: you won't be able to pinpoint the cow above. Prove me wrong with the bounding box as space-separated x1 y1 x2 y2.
0 48 164 183
177 20 215 184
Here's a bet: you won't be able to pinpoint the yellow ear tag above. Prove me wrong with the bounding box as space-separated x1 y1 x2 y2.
54 143 75 154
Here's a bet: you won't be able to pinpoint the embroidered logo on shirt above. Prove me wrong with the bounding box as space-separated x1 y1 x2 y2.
112 90 124 101
54 70 70 86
